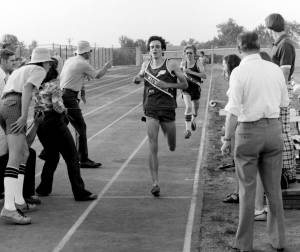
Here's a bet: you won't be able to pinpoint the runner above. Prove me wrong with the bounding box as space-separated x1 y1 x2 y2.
180 45 206 139
133 35 188 197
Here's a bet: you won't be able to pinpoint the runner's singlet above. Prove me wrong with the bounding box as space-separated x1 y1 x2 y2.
143 59 177 110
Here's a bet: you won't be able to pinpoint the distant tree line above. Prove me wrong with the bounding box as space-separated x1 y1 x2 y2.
180 18 300 48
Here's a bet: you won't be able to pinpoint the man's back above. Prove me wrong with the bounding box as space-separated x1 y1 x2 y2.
227 54 288 121
60 55 96 91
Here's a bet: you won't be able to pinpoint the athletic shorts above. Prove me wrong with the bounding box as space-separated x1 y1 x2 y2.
144 109 176 122
183 83 201 101
0 93 26 135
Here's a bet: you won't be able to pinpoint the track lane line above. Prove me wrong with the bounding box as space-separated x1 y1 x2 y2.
52 136 148 252
182 65 214 252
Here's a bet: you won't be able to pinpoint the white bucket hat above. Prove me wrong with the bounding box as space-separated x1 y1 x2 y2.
29 47 53 64
76 40 92 55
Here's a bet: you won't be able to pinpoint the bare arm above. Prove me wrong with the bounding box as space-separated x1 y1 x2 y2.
185 61 206 79
281 67 290 84
133 61 148 84
95 61 112 79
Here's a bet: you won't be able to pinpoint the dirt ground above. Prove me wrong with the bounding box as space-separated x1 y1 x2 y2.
197 65 300 252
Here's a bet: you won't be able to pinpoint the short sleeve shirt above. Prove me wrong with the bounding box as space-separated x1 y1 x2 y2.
60 55 97 91
2 65 46 96
271 34 296 81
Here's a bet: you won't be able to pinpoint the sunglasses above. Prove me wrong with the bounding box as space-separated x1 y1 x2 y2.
186 52 193 55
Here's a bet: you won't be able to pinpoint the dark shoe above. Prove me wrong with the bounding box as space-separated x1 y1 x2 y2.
38 149 47 161
75 193 97 201
184 130 192 139
36 188 50 197
15 202 37 213
223 193 239 203
25 196 41 205
80 159 102 168
217 162 235 170
191 121 196 131
151 185 160 197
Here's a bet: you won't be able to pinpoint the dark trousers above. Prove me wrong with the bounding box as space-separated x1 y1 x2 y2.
0 148 36 198
62 89 88 162
36 111 91 199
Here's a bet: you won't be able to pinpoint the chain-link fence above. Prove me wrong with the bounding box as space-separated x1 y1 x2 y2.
16 44 140 67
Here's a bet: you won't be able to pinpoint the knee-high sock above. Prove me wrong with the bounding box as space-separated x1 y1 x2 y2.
3 166 19 211
15 164 26 205
185 114 192 131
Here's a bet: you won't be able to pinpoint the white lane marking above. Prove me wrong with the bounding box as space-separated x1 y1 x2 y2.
182 65 214 252
35 195 191 199
35 102 142 178
52 136 148 252
83 87 142 117
86 76 134 92
86 102 141 141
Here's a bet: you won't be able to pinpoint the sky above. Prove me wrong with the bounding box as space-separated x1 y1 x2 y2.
1 0 300 48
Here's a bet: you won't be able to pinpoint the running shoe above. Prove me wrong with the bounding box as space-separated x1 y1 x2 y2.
151 185 160 197
15 202 37 213
0 207 31 225
184 130 192 139
191 121 196 131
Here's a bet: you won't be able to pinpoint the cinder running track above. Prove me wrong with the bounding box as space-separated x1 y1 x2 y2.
0 65 212 252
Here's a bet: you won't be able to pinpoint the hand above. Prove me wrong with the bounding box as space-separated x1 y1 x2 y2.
221 140 231 156
81 92 86 104
155 80 168 89
34 112 44 124
10 116 27 134
104 61 112 70
133 75 142 84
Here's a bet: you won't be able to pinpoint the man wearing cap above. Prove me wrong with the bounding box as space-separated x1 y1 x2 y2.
265 13 297 187
221 32 288 251
0 47 52 224
60 40 111 168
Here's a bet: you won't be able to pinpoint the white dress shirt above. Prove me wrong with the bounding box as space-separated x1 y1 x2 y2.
225 54 289 122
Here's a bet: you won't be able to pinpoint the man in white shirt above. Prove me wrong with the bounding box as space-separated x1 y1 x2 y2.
221 32 288 252
60 40 111 168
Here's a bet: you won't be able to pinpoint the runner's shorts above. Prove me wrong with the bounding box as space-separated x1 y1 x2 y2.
144 108 175 122
0 92 26 135
183 84 201 101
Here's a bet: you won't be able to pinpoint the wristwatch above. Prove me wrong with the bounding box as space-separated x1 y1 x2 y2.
223 137 231 142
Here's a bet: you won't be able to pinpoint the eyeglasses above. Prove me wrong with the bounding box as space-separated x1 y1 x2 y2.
186 52 193 55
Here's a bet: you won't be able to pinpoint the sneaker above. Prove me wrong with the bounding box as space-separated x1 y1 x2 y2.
184 130 192 139
254 210 267 221
191 121 196 131
0 208 31 225
15 202 37 213
151 185 160 197
80 159 102 168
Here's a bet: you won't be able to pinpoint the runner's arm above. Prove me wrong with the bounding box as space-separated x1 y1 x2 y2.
133 61 147 84
185 61 206 79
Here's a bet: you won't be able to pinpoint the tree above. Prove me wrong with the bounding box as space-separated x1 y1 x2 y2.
215 18 245 46
286 21 300 44
29 40 38 51
253 24 273 46
119 35 135 48
135 39 147 53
